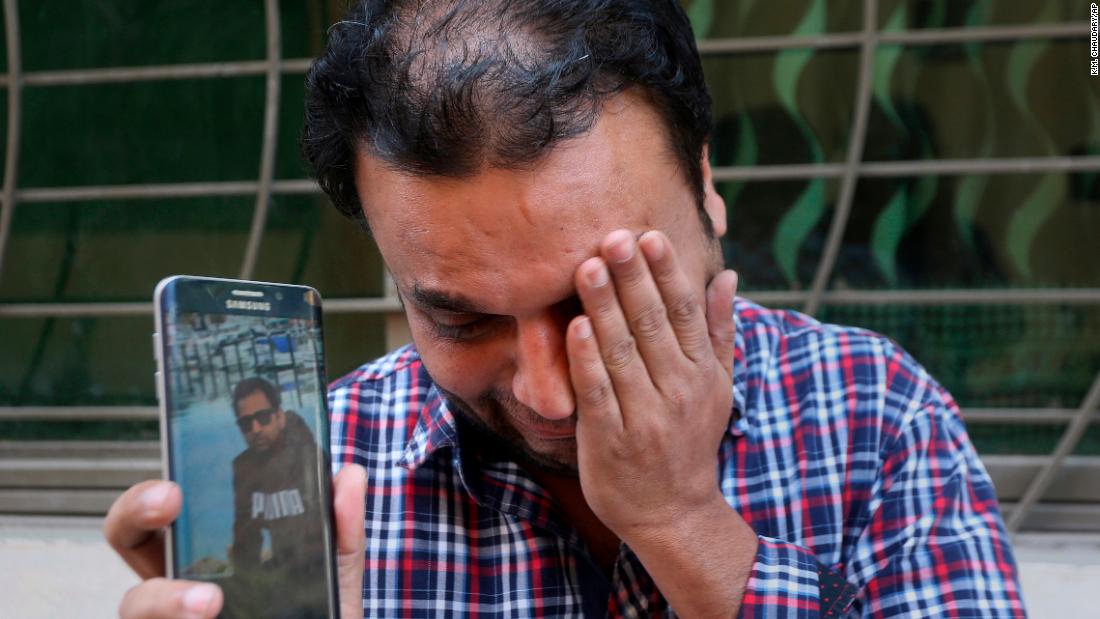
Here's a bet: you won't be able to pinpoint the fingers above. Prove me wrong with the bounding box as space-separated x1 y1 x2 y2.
638 231 714 364
597 230 690 383
333 464 367 619
104 480 182 579
573 253 653 396
705 269 738 378
570 228 735 428
566 315 625 435
119 578 222 619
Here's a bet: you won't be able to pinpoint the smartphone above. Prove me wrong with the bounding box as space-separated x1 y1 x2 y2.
153 276 339 619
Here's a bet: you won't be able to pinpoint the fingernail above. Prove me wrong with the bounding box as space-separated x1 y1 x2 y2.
575 318 592 339
140 484 171 514
640 232 665 261
606 232 634 263
586 262 608 287
182 584 217 615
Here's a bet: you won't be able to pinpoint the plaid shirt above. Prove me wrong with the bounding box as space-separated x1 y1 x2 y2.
329 299 1026 617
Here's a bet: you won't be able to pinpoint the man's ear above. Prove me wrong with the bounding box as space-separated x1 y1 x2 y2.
700 144 727 238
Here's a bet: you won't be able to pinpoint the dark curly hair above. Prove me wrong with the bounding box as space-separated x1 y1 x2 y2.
300 0 713 232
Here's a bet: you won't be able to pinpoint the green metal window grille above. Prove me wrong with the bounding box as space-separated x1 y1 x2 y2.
0 0 1097 530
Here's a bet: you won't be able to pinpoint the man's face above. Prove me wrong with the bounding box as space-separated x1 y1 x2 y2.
235 389 287 452
354 93 727 472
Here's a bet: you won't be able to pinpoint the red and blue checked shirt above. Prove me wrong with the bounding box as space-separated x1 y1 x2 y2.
328 298 1026 617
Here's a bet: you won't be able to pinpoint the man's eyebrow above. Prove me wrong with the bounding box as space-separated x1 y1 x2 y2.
409 284 487 314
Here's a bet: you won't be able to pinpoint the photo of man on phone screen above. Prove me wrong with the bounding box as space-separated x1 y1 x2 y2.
151 303 336 617
229 377 321 569
223 376 328 618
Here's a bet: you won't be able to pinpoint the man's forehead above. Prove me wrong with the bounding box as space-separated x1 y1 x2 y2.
354 92 677 226
357 92 698 315
362 171 632 314
238 389 273 408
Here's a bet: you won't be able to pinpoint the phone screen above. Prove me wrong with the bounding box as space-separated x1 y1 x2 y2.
156 277 338 619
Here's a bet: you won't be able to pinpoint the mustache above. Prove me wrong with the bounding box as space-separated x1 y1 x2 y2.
479 388 577 431
437 385 580 475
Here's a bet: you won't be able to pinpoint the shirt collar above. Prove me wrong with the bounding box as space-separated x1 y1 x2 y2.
400 300 751 469
399 381 459 470
730 299 748 437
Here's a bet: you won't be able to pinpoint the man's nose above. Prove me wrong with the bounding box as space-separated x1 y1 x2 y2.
512 313 575 420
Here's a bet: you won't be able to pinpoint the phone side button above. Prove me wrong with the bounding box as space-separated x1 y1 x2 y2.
152 333 161 364
154 371 163 403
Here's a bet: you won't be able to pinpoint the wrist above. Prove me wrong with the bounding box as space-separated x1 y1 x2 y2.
624 494 758 617
662 496 748 552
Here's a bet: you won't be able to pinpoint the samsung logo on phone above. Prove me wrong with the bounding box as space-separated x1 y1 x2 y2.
226 299 271 312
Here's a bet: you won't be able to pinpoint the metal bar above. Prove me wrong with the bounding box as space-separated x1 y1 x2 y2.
1007 367 1100 532
803 0 877 317
712 163 846 182
750 289 1100 307
0 489 124 515
0 21 1080 88
813 288 1100 305
859 156 1100 177
738 291 806 306
877 22 1090 46
12 155 1100 203
983 456 1100 503
4 289 1099 318
0 440 159 458
696 22 1088 55
698 33 864 54
18 179 321 203
23 60 269 85
0 298 407 317
0 22 1081 88
962 408 1094 424
0 0 23 284
0 302 153 317
18 181 260 202
0 58 314 87
312 297 403 313
239 0 283 280
713 156 1100 182
0 407 158 421
0 458 161 489
999 503 1100 532
271 179 321 194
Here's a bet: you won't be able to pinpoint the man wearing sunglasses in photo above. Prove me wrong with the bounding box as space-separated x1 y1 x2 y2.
225 377 327 617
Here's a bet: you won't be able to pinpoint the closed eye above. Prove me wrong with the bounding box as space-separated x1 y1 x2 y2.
428 313 501 342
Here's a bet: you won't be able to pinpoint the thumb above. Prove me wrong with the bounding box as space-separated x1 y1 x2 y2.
333 463 366 619
705 270 738 378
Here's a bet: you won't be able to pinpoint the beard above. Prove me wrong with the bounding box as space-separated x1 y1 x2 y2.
437 385 580 476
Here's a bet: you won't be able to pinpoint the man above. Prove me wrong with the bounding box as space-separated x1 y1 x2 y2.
223 377 328 617
106 1 1026 617
228 377 320 572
